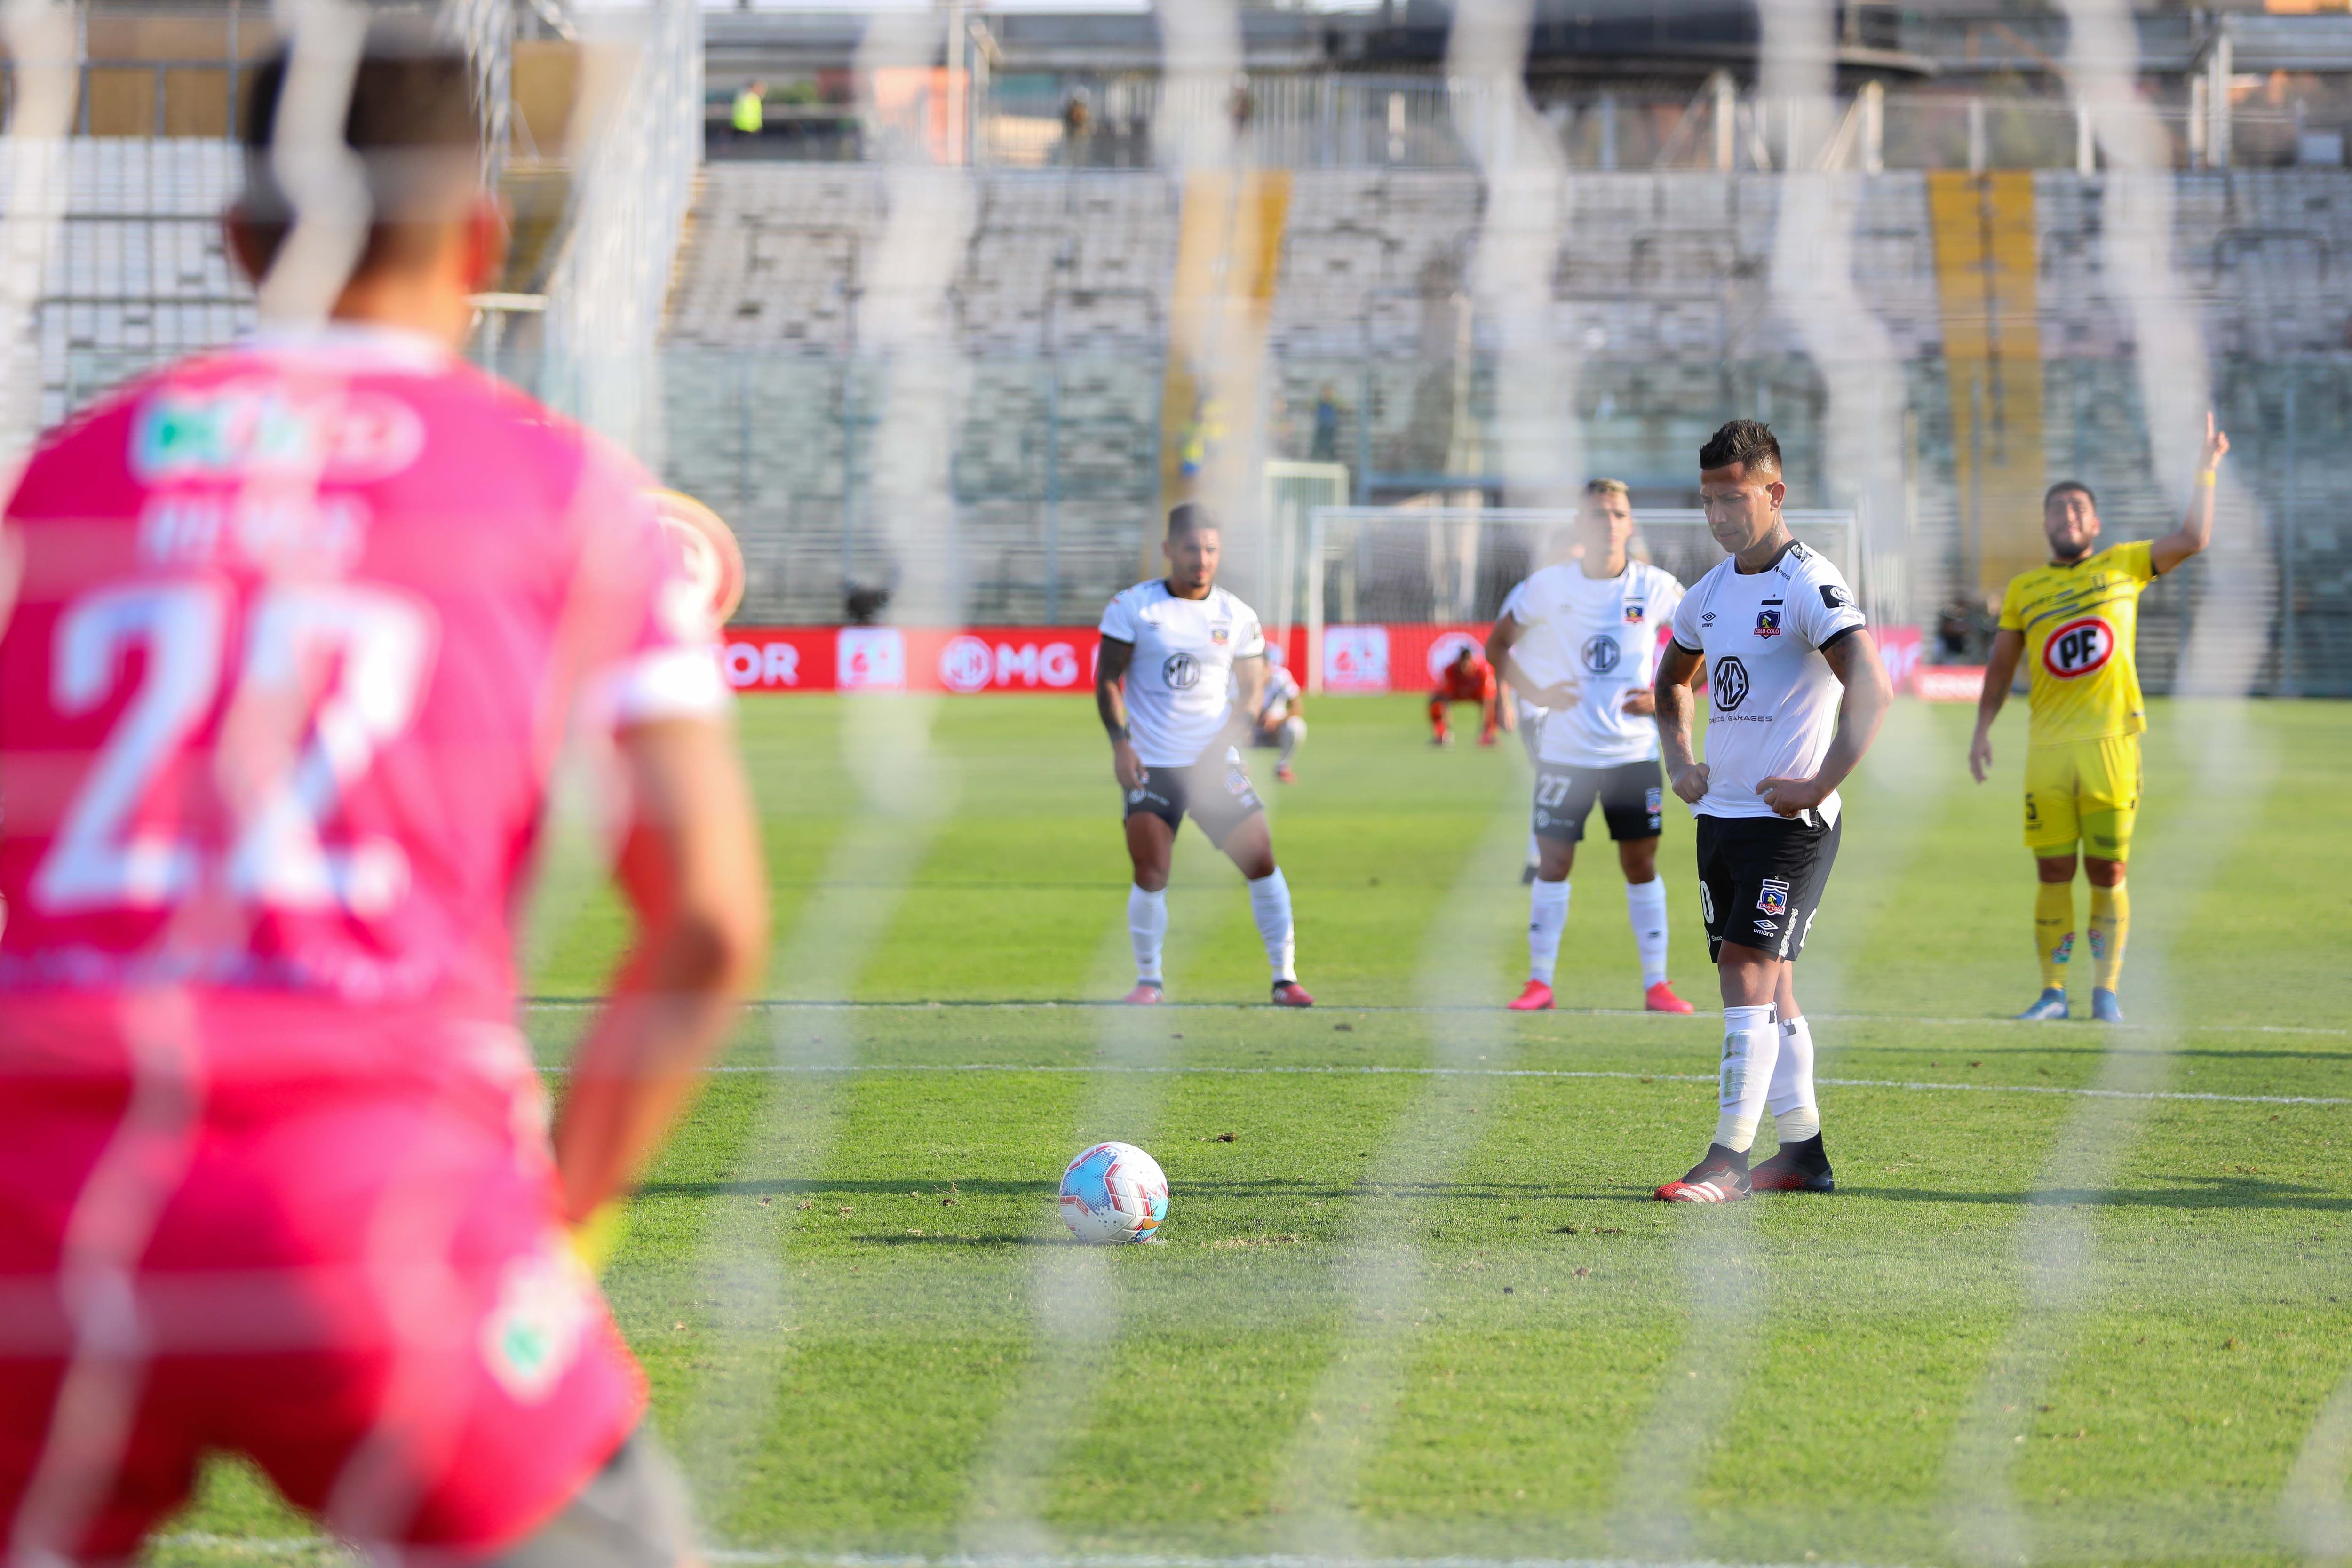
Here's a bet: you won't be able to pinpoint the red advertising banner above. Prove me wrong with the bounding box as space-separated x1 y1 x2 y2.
719 627 1105 693
719 624 1944 697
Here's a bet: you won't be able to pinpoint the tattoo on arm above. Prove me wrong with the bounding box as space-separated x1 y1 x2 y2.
1653 641 1702 766
1096 638 1134 740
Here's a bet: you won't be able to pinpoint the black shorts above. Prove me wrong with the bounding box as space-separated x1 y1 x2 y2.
1695 812 1843 963
1532 758 1665 844
1124 751 1265 845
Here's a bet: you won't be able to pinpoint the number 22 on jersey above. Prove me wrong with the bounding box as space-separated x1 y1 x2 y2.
32 579 436 918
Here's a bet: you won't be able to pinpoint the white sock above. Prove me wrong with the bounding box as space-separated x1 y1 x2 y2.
1625 876 1669 987
1712 1003 1780 1154
1769 1014 1820 1143
1128 884 1167 984
1528 877 1570 984
1248 868 1296 983
1277 716 1305 764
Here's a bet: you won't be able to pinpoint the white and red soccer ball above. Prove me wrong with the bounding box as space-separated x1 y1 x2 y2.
1058 1141 1169 1244
646 488 747 626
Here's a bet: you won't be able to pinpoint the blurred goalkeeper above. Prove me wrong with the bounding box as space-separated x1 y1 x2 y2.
1248 643 1306 784
1429 644 1510 747
0 29 765 1566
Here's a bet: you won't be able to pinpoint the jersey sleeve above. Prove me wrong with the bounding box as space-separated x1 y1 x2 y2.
571 445 730 729
1669 578 1706 652
1650 570 1686 629
1499 580 1530 626
1998 574 2027 632
1796 561 1868 651
2114 539 2156 585
1233 603 1266 659
1098 589 1137 643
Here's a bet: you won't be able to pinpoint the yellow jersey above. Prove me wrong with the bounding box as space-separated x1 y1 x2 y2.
1997 539 2156 747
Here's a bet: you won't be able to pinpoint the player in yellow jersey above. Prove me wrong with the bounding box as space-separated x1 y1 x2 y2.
1968 414 2229 1022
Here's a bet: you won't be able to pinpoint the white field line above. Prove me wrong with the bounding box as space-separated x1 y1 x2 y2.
520 999 2352 1039
702 1556 1902 1568
533 1059 2348 1108
149 1547 1902 1568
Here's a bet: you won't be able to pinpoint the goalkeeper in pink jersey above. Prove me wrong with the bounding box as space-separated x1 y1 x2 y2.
0 28 767 1565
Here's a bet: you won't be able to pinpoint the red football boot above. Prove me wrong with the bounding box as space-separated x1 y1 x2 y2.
1644 980 1695 1015
1271 980 1315 1007
1655 1149 1751 1203
1507 979 1554 1011
1122 980 1165 1005
1748 1135 1836 1194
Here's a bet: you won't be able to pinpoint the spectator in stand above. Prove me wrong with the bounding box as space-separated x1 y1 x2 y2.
1311 385 1341 462
733 80 766 146
1062 89 1094 166
1430 644 1510 748
1935 600 1975 663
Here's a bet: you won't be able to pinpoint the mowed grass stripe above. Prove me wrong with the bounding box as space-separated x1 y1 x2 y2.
532 1058 2352 1109
152 700 2351 1565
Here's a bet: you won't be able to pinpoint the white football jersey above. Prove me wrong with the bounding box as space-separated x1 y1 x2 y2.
1668 541 1868 827
1256 664 1301 723
1501 560 1684 768
1099 579 1266 766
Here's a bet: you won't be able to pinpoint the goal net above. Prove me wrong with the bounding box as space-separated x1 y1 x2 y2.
1298 504 1859 692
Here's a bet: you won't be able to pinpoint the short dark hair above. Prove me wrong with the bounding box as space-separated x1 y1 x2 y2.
2044 480 2097 509
1698 420 1782 478
238 23 481 276
1166 501 1219 541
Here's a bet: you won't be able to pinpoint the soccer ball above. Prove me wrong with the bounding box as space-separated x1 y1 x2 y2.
1058 1141 1168 1244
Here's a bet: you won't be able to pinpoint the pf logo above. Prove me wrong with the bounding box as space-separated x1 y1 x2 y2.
1581 633 1621 675
1163 652 1202 690
1712 655 1750 711
2043 616 2116 679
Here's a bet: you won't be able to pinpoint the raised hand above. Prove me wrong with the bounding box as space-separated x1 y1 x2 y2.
2203 411 2230 473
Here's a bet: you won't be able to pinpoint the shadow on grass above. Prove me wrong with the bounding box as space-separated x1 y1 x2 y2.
636 1176 1661 1202
1851 1175 2349 1211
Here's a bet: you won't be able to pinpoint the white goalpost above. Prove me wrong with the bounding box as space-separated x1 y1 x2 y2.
1299 505 1860 692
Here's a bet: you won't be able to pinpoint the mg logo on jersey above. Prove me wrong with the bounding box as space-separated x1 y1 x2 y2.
2043 616 2116 679
1581 633 1621 675
1712 656 1750 711
1163 652 1202 690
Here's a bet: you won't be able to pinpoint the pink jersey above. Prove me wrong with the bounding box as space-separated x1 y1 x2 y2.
0 326 726 1080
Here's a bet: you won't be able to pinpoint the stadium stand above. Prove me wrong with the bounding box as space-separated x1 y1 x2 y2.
655 162 2352 691
8 134 2347 685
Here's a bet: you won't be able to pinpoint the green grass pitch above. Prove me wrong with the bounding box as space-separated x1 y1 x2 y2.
156 696 2350 1567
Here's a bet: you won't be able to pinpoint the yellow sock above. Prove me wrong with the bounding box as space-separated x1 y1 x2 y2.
2088 881 2129 991
2034 880 2076 990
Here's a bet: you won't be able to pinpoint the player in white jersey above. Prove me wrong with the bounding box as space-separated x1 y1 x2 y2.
1488 480 1696 1015
1651 421 1891 1203
1097 504 1313 1006
1247 644 1306 784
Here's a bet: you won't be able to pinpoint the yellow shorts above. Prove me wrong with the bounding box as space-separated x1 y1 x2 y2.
2023 735 2141 861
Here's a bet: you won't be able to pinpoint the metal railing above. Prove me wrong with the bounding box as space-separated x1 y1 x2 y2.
700 69 2350 175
